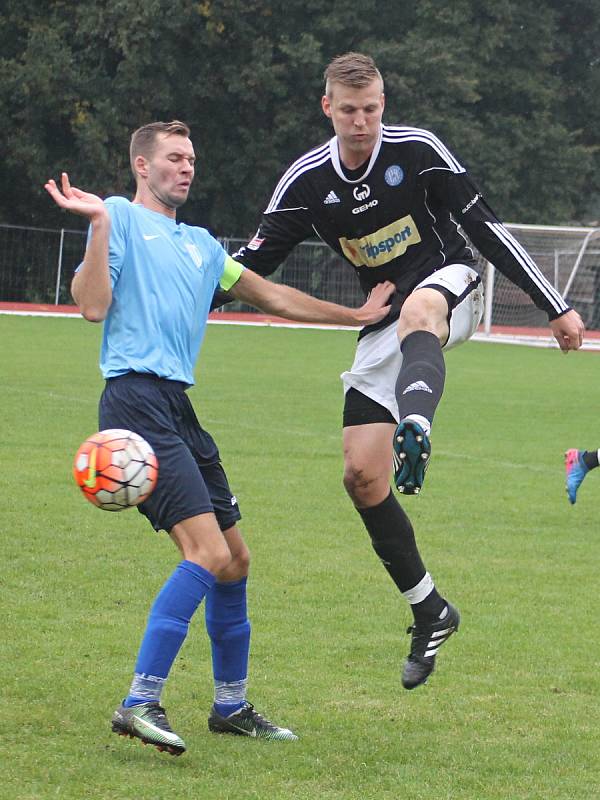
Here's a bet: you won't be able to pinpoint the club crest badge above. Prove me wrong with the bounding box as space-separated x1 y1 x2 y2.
384 165 404 187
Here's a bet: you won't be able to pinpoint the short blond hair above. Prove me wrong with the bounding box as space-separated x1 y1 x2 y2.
324 52 383 97
129 120 190 176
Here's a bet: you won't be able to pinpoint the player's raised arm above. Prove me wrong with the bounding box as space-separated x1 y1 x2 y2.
229 266 394 327
44 172 112 322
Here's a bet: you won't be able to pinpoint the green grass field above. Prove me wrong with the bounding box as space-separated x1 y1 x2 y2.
2 315 599 799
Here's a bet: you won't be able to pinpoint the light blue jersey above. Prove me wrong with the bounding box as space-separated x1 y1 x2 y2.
91 197 242 384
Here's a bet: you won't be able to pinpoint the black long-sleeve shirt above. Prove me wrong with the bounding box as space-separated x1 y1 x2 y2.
234 124 569 336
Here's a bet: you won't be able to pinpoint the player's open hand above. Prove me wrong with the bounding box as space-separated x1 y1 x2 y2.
354 280 395 325
44 173 108 222
549 309 585 352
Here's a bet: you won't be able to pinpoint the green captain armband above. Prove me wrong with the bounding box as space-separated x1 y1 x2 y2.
220 255 244 291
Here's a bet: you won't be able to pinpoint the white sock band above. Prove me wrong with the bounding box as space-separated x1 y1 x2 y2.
402 571 434 604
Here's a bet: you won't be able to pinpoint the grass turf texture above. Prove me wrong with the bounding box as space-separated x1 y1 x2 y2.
1 315 599 799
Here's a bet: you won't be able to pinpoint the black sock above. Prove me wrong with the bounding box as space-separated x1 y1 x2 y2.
357 492 445 620
583 450 599 470
395 330 446 426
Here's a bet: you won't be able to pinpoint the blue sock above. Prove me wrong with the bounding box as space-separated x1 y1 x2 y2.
205 578 251 716
124 560 216 707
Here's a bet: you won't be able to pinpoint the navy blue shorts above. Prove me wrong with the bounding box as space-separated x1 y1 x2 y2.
99 373 241 533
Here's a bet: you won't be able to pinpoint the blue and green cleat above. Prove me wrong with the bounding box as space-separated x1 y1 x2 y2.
208 702 298 741
393 419 431 495
111 702 186 755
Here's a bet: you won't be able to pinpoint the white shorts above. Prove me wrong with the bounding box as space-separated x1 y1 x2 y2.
340 264 484 422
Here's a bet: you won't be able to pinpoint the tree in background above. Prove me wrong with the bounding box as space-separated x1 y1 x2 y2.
1 0 598 233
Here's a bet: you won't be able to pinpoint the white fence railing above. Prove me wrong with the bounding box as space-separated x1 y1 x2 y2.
1 222 599 330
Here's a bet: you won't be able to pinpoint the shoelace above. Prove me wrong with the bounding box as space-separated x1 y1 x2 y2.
144 704 173 731
406 622 441 660
238 704 276 730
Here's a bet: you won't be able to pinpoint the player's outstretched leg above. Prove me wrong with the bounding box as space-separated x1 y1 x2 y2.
393 418 431 494
565 448 596 504
112 702 186 755
208 702 298 741
402 602 460 689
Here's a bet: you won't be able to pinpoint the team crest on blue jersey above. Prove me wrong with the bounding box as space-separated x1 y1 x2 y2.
185 243 203 269
385 165 404 186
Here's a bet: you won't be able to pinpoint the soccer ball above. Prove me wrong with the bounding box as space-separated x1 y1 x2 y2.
73 429 158 511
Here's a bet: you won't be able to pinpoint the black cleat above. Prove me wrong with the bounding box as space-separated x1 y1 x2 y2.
208 702 298 741
111 701 186 755
393 419 431 495
402 603 460 689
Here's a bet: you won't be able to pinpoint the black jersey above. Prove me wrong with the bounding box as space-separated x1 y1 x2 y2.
234 124 569 335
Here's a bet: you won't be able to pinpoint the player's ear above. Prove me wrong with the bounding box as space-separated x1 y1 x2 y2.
134 155 149 179
321 94 332 118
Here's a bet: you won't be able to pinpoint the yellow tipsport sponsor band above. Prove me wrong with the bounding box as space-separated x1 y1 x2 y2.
220 255 245 291
339 215 421 268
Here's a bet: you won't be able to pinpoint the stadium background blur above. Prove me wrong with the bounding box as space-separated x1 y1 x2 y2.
1 1 599 237
2 1 600 332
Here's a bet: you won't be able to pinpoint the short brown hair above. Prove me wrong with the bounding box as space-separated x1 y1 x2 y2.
324 52 383 97
129 120 191 176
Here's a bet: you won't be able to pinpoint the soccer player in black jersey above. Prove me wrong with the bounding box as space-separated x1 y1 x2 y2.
230 53 585 689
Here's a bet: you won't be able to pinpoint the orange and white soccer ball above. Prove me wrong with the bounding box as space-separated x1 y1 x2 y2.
73 429 158 511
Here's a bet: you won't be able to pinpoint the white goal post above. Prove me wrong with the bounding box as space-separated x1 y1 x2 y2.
472 223 600 336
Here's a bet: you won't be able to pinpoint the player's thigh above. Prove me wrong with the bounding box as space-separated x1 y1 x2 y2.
341 323 403 423
190 448 242 534
99 376 217 532
140 440 217 534
343 421 396 475
397 286 450 342
413 263 483 349
170 512 232 573
343 413 396 505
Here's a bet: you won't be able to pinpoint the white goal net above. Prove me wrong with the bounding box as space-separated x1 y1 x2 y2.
471 224 600 334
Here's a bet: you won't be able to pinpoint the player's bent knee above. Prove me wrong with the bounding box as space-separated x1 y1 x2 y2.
343 463 388 506
227 546 250 578
204 546 233 576
177 537 233 575
343 463 367 497
220 526 251 579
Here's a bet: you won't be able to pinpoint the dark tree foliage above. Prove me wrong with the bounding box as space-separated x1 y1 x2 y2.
1 0 598 234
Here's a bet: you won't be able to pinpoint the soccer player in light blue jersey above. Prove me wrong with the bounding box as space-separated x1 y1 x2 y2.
45 120 393 755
